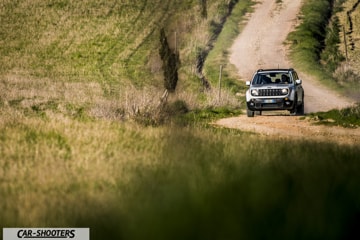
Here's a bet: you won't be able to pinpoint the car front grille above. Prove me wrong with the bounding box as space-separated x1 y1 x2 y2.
258 89 286 96
256 103 284 108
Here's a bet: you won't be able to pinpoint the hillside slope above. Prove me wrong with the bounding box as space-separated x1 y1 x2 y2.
1 1 173 87
0 0 237 105
337 0 360 75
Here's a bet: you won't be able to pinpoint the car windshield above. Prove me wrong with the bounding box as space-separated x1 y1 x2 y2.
252 72 292 85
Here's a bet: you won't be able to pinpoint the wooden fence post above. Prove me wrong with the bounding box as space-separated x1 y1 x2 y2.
218 65 223 103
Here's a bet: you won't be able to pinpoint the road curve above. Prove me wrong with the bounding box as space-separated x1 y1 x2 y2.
215 0 359 145
229 0 352 113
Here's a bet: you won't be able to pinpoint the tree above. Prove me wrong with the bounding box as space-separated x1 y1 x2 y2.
159 28 179 93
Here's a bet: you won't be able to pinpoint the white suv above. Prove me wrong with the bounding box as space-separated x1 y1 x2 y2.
245 68 304 117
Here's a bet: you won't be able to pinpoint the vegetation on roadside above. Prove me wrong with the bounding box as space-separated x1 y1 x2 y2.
335 0 360 98
337 0 360 73
288 0 340 78
288 0 360 97
304 103 360 127
173 106 242 127
203 0 254 94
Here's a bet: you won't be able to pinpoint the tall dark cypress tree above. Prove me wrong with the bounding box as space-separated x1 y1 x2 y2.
159 28 179 93
200 0 207 18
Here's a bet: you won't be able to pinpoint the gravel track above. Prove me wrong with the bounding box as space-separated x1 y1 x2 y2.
216 0 359 145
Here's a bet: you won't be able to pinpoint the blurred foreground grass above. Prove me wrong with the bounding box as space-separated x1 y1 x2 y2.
1 1 360 238
1 111 360 239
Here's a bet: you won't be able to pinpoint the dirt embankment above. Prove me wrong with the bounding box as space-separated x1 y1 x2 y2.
216 0 359 145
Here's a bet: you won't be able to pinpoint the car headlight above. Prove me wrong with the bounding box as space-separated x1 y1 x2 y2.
281 88 289 95
251 89 259 96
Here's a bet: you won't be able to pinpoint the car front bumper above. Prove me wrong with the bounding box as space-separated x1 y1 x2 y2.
246 98 295 111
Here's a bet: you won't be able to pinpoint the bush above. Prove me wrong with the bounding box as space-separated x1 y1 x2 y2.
307 103 360 127
165 100 189 115
321 16 345 72
333 64 360 86
289 0 335 70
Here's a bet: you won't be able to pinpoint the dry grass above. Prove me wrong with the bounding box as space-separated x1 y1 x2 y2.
0 0 244 126
334 0 360 99
0 107 165 225
337 0 360 75
1 1 360 238
1 111 360 238
0 70 240 125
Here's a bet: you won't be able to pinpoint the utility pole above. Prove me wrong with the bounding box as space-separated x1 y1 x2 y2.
343 26 348 62
218 65 223 103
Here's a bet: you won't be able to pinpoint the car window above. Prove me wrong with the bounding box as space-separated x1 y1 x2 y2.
253 73 292 84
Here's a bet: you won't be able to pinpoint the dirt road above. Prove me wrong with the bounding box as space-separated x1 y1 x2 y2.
216 0 359 145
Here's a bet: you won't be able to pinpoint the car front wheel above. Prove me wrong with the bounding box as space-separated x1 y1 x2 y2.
298 100 304 115
289 96 298 116
247 109 254 117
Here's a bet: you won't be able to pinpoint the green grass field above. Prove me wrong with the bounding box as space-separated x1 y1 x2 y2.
0 0 248 125
1 0 360 239
1 116 360 239
288 0 360 98
0 0 189 86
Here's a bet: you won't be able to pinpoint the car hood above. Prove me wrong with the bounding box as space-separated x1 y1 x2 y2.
251 84 291 88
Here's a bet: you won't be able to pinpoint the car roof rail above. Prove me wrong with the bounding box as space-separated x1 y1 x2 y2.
256 68 295 73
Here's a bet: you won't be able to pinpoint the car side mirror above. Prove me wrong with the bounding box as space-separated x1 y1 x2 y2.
246 81 251 86
295 79 302 85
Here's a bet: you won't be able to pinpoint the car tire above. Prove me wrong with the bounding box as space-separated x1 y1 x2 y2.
289 96 298 116
298 100 304 115
247 109 254 117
